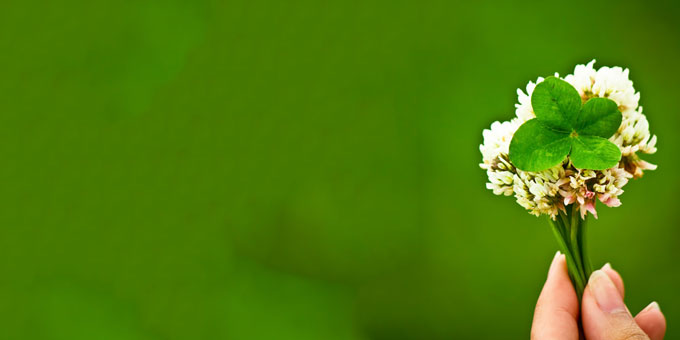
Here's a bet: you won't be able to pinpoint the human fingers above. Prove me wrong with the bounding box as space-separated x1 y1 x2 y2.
582 270 649 340
531 251 580 340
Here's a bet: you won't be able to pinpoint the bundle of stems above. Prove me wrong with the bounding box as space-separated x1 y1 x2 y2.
548 204 592 339
548 204 592 301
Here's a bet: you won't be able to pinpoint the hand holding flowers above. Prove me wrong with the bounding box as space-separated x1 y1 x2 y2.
480 60 658 336
531 253 666 340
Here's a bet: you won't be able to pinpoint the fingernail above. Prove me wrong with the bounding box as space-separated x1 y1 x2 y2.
553 250 561 261
643 301 661 312
550 251 561 268
547 251 562 278
602 262 612 271
588 270 627 313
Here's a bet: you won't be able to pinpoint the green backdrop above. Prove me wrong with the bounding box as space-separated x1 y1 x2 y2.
1 0 678 339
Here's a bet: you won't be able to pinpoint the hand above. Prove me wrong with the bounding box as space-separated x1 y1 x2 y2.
531 252 666 340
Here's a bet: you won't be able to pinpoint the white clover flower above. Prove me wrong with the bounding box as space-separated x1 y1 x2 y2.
487 168 515 196
564 60 640 114
622 153 658 179
480 61 657 219
564 60 657 177
559 167 632 219
479 119 522 169
514 73 559 122
612 107 657 155
479 119 523 196
512 164 566 218
515 77 543 122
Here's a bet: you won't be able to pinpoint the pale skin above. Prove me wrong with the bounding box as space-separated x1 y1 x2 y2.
531 252 667 340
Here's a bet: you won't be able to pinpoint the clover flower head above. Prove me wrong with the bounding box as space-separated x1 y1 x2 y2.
480 119 521 169
481 61 657 219
515 73 559 122
512 163 566 219
565 60 640 112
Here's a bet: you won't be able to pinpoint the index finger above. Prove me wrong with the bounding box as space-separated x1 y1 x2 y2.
531 252 581 340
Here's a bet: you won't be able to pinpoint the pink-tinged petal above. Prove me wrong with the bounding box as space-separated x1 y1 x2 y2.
603 196 621 207
584 201 598 219
577 196 585 205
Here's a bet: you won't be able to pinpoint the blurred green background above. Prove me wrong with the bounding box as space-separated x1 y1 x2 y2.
1 0 678 339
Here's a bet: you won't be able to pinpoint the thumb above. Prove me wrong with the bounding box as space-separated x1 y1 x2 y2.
582 270 650 340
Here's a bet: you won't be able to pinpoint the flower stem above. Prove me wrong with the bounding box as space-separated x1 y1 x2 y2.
547 207 591 301
568 206 587 290
548 207 591 340
548 217 585 299
578 215 592 278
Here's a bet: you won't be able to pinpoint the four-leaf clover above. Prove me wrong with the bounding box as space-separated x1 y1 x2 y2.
509 76 622 172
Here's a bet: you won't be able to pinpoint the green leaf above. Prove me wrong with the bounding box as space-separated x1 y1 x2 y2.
576 97 622 138
570 136 622 170
508 76 624 172
530 76 582 131
508 119 571 171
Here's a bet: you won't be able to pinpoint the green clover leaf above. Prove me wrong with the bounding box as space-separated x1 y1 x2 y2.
509 76 622 171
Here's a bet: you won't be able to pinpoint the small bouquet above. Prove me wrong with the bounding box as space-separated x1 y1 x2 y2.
480 61 657 299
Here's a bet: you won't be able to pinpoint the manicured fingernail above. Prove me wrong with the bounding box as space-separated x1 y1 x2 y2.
547 251 562 278
589 270 626 313
602 262 612 270
643 301 661 312
550 251 561 268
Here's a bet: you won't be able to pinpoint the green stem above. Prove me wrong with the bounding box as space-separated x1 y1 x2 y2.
568 206 586 286
548 217 585 299
549 206 592 340
578 215 592 278
547 206 592 302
